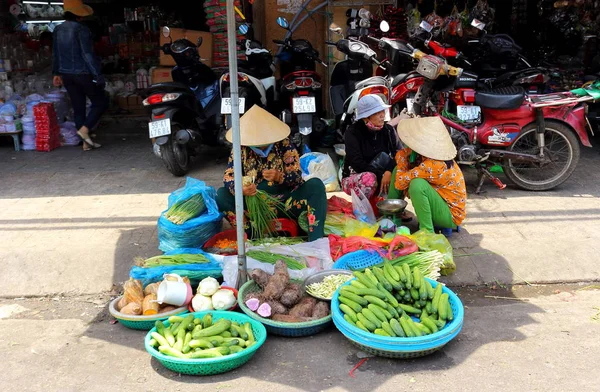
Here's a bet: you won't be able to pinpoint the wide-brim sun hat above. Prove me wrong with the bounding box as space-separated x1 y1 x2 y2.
396 116 457 161
63 0 94 17
225 105 291 147
356 94 391 120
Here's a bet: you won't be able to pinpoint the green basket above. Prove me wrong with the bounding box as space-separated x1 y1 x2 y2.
144 311 267 375
238 280 332 337
109 297 189 331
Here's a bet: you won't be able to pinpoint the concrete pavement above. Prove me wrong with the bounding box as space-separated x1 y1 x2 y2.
1 120 599 390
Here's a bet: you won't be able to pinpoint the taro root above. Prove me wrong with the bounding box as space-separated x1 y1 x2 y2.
289 296 317 318
262 261 289 300
250 269 270 289
280 283 303 307
312 301 330 319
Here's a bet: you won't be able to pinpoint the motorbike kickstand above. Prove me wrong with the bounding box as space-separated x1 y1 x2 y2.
475 165 507 194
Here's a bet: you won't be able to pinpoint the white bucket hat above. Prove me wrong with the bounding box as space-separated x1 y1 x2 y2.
225 105 290 147
396 117 457 161
356 94 390 120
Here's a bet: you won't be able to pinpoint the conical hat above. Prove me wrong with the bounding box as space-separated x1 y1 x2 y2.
225 105 290 146
396 117 457 160
63 0 94 17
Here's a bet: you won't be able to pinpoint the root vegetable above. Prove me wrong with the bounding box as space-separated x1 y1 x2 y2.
244 292 263 302
142 293 159 315
279 283 303 307
289 297 317 318
312 301 330 319
262 261 289 300
123 278 144 306
257 303 272 318
245 298 260 311
120 302 142 315
158 305 177 313
117 296 128 311
144 282 160 296
272 314 315 323
250 269 270 289
265 300 287 315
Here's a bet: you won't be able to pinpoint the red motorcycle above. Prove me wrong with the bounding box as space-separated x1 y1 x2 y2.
409 49 592 192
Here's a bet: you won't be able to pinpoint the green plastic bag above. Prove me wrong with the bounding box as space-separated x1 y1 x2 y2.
408 230 456 276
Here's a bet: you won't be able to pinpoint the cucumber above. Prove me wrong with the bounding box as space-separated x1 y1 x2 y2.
412 267 422 289
380 288 399 307
182 332 193 354
149 338 158 347
367 304 388 323
381 321 396 337
355 288 386 299
370 304 392 320
339 291 369 306
193 319 232 338
231 324 249 340
394 292 404 302
155 320 166 336
339 304 358 323
220 331 232 338
357 313 377 332
403 293 412 303
168 316 185 324
339 296 363 313
395 265 407 283
202 314 212 329
340 285 360 295
151 332 170 348
355 320 369 332
383 266 403 291
372 267 392 291
386 303 400 318
363 295 387 309
164 328 176 346
399 316 415 337
402 264 412 289
230 326 239 337
243 322 255 346
174 314 194 335
410 288 420 301
361 308 382 328
229 345 244 354
398 303 422 314
421 317 439 333
158 345 188 359
425 280 435 300
189 338 214 349
420 309 429 320
374 328 391 337
407 318 423 337
344 314 357 326
425 301 433 315
390 318 406 337
364 268 379 285
384 260 400 281
438 293 449 320
433 318 446 329
350 279 368 289
432 284 443 313
419 283 428 301
193 318 202 325
354 272 377 289
413 322 431 335
447 300 454 321
188 348 225 359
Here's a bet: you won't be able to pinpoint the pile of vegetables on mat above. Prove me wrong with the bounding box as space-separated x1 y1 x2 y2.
243 176 288 239
204 238 238 255
191 277 237 311
338 261 453 337
163 194 206 224
149 313 256 359
135 253 211 267
246 250 306 270
244 261 330 323
329 234 418 261
116 278 181 315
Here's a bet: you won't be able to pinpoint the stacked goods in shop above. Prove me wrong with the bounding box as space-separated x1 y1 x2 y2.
34 103 60 152
60 121 81 146
383 6 408 39
203 0 245 68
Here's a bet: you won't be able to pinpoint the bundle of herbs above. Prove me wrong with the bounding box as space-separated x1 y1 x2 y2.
164 194 206 224
243 176 288 239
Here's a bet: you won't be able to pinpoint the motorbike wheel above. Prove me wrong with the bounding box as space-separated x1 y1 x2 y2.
160 124 189 177
503 121 580 191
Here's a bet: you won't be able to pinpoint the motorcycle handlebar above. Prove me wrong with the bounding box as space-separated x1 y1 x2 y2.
273 39 286 45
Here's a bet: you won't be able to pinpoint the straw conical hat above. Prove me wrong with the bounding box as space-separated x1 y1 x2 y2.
63 0 94 17
225 105 290 146
396 116 457 160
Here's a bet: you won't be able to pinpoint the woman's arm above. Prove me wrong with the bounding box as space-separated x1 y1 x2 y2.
394 157 445 191
344 128 371 174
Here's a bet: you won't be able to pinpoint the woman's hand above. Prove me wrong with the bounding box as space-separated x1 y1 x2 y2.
263 169 283 183
380 171 392 193
242 183 257 196
53 76 62 87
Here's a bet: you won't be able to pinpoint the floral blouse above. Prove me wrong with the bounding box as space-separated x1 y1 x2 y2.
394 148 467 225
223 138 304 194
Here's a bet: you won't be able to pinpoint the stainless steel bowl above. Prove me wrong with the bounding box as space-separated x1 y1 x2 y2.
303 270 354 301
377 199 408 215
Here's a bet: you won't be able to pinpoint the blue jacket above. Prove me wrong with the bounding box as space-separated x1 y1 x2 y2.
52 21 102 77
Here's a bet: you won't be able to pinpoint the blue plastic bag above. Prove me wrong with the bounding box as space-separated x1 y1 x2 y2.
300 152 340 191
157 177 223 252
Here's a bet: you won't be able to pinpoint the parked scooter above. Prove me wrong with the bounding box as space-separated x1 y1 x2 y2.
274 17 328 153
144 27 222 176
219 23 276 129
406 46 591 192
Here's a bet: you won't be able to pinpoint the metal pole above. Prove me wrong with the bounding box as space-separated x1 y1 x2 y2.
226 0 247 285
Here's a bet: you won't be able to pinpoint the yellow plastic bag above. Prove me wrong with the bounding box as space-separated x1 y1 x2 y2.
408 230 456 275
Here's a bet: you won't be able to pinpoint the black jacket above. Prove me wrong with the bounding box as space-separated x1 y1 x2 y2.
342 121 402 179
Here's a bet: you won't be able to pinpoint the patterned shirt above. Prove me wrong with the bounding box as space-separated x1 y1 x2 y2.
394 148 467 225
223 138 303 194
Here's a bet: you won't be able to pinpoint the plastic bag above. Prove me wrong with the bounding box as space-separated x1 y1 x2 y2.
344 216 379 238
351 188 376 224
157 177 223 252
407 230 456 276
300 152 340 192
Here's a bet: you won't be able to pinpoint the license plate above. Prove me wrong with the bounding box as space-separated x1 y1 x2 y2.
292 97 316 113
148 119 171 138
406 98 415 114
221 98 246 114
457 105 481 122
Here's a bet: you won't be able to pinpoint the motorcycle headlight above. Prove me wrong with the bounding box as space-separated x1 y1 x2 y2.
416 55 445 80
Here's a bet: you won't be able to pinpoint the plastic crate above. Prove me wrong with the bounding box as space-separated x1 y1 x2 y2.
332 250 384 271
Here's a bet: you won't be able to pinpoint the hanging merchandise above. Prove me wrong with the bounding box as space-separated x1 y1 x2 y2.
469 0 495 31
382 6 409 40
406 2 422 37
445 5 463 37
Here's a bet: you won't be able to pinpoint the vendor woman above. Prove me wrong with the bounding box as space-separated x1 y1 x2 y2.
393 116 467 233
216 105 327 241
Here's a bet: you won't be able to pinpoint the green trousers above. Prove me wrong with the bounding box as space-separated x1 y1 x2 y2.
215 178 327 241
387 167 455 233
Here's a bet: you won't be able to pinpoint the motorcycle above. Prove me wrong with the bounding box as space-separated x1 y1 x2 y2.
144 26 222 176
219 23 276 129
274 16 328 153
406 46 591 192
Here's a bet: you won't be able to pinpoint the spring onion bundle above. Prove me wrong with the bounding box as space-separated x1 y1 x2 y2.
248 237 306 246
389 250 445 280
136 253 211 267
246 250 306 270
164 194 206 224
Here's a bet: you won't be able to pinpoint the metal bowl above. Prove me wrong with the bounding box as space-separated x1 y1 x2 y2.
377 199 408 215
303 270 354 301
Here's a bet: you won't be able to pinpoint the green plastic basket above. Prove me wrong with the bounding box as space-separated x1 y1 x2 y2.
109 296 189 330
144 311 267 375
238 280 332 337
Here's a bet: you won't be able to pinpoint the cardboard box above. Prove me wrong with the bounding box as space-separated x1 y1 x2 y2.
151 67 174 84
117 94 145 115
160 28 213 67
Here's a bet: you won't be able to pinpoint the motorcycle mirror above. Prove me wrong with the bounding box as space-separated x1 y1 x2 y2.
380 21 390 33
358 8 371 20
276 17 290 30
419 20 433 33
329 23 343 36
162 26 171 38
471 18 486 30
238 24 249 35
197 36 203 46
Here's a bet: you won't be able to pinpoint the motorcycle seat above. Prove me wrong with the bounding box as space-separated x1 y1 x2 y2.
391 71 420 87
475 86 525 110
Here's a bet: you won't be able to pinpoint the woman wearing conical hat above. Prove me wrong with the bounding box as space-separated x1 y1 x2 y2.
215 106 327 241
391 117 467 234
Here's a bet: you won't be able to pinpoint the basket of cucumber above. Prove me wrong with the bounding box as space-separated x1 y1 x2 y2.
144 311 267 375
331 262 464 358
